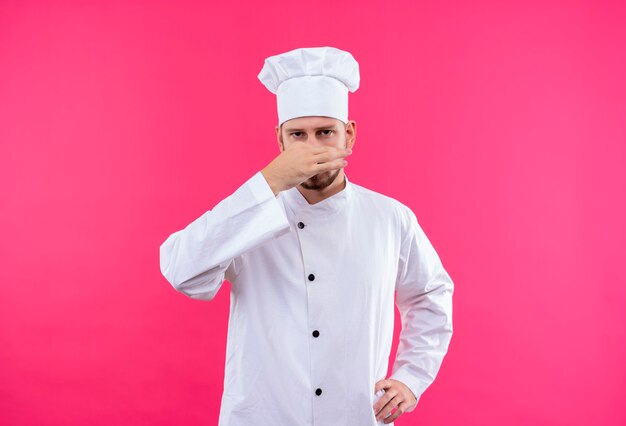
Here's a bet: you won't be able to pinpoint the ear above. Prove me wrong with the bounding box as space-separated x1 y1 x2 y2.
275 125 284 152
345 120 356 150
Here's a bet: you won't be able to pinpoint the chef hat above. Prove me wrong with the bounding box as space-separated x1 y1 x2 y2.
257 46 360 126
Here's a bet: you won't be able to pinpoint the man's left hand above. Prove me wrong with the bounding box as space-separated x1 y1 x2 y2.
372 378 418 423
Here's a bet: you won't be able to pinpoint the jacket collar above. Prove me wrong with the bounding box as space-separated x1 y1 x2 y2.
281 173 353 219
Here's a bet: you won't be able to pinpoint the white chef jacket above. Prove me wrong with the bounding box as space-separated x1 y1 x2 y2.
159 170 454 426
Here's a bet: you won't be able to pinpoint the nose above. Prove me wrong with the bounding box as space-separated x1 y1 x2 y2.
304 134 331 147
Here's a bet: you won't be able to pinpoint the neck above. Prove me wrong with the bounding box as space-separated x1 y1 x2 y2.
297 171 347 205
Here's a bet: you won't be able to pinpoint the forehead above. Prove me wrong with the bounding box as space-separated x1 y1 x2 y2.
283 116 340 131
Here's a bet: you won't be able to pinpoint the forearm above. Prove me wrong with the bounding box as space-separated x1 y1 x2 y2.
390 270 454 401
159 170 291 299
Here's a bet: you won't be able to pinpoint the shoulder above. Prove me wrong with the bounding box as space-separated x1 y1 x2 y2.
350 182 418 234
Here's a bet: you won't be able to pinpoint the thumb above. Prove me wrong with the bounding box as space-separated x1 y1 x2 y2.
374 379 390 393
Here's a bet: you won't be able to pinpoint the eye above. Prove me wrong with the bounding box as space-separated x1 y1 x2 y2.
290 132 303 137
320 130 334 136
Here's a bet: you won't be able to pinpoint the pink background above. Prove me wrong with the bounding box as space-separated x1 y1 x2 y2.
1 1 625 425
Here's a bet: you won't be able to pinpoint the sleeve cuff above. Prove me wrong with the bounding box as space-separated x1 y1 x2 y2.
247 170 278 204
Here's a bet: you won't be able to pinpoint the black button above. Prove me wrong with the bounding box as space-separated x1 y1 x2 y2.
308 274 315 281
298 222 305 229
315 388 322 396
312 330 319 337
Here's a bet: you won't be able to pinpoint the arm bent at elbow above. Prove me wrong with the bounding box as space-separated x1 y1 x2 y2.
158 171 291 301
389 207 454 408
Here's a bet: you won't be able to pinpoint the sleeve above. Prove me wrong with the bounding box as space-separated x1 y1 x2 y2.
159 170 291 301
388 207 454 410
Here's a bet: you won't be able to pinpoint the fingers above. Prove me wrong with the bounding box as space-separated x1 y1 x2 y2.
314 146 352 163
314 158 348 173
382 400 410 424
312 147 352 173
374 392 401 422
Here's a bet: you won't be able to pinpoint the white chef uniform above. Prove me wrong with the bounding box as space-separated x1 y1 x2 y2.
159 169 454 425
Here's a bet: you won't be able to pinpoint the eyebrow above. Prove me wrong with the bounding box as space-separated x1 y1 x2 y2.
284 126 337 132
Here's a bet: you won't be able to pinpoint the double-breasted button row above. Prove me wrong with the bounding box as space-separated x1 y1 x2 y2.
297 220 321 398
298 222 315 282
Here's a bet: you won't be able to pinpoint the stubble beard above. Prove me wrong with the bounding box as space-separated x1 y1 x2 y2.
300 168 341 191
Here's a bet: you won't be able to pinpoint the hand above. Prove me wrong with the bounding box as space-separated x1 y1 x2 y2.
372 378 418 424
261 143 352 195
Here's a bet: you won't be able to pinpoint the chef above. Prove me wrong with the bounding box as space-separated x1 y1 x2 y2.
159 46 454 426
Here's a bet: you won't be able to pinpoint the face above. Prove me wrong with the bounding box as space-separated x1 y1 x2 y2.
275 116 356 191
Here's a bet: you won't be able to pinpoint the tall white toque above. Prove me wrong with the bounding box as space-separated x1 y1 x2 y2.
257 46 360 126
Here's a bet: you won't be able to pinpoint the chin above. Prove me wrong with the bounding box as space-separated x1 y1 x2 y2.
302 170 340 190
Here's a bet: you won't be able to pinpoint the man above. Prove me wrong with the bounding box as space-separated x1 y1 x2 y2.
159 46 454 426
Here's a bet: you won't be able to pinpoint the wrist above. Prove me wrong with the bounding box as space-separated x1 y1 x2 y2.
260 169 282 197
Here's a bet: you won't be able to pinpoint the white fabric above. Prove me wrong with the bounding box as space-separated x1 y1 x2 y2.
257 46 360 126
159 171 454 426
